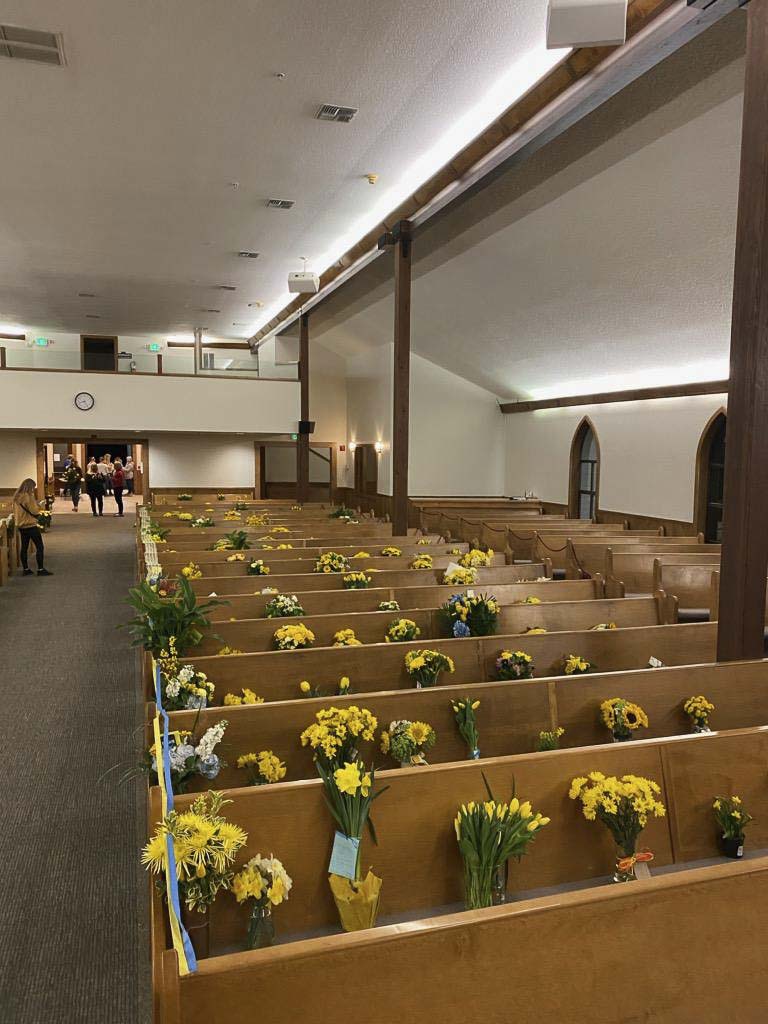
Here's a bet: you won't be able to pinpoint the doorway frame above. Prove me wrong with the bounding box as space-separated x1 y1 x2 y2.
693 407 727 538
35 435 150 498
80 334 118 373
254 439 337 502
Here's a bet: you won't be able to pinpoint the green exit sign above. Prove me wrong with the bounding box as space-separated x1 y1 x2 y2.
290 433 298 441
148 342 161 352
34 337 50 347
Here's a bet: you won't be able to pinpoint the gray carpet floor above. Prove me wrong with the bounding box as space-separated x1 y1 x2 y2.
0 510 150 1023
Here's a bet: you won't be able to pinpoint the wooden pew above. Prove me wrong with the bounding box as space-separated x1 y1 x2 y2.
562 537 707 579
163 553 505 578
189 563 552 598
164 657 768 791
653 561 719 620
606 549 721 595
207 578 604 622
159 540 463 559
174 622 717 705
196 595 670 655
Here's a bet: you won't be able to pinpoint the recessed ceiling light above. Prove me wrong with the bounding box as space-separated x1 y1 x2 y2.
237 251 260 259
316 103 358 123
78 292 96 298
267 199 294 210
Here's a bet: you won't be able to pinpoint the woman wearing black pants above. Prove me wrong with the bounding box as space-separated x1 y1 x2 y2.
12 478 52 577
86 469 105 516
112 458 125 517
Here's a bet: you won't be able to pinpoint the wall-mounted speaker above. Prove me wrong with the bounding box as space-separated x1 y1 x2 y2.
546 0 627 48
298 420 315 435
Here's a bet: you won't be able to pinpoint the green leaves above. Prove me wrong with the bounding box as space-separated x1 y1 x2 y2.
123 575 226 656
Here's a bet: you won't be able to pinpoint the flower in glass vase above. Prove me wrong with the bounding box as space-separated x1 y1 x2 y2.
247 559 271 576
385 618 421 643
232 855 292 949
683 695 715 733
455 783 549 910
314 551 350 574
600 698 649 742
562 653 592 675
713 795 753 858
443 566 477 586
409 554 433 569
380 546 402 557
273 623 315 650
404 649 455 688
264 594 304 618
569 772 666 882
459 548 493 568
343 571 371 589
440 592 499 638
333 628 363 647
453 697 481 758
382 719 436 767
236 750 287 786
496 649 534 680
138 720 227 793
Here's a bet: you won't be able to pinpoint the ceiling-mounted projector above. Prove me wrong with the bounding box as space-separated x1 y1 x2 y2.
288 271 320 294
546 0 627 48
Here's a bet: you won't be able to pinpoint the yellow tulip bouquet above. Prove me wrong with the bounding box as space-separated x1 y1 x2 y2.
600 698 649 742
569 772 666 881
684 695 715 733
455 779 550 909
404 649 455 688
453 697 481 758
381 719 436 767
232 854 292 949
343 571 372 589
385 617 421 642
299 677 351 698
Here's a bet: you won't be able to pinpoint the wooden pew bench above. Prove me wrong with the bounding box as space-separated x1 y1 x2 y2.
563 537 708 579
606 549 722 595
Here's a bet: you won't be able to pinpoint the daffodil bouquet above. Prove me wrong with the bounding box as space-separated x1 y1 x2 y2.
223 687 263 706
496 649 534 680
453 697 481 758
569 772 666 880
273 623 315 650
191 516 214 529
181 562 203 580
381 719 436 767
343 571 371 589
684 695 715 733
443 566 477 586
385 617 421 642
264 593 304 618
404 649 455 688
380 546 402 557
600 698 649 741
455 781 550 909
300 705 378 769
460 548 493 568
333 628 363 647
246 513 269 527
713 795 753 850
440 591 500 638
562 653 592 675
142 791 247 912
314 551 350 574
236 750 287 786
247 559 271 576
233 854 292 949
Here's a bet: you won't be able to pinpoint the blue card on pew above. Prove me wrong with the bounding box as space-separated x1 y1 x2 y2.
329 832 359 879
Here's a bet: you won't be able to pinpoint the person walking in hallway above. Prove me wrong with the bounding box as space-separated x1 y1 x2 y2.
86 465 106 516
112 458 126 517
12 478 52 576
124 456 135 495
65 458 84 511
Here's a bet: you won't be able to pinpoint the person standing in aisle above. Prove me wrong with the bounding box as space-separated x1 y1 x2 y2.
124 456 135 495
12 478 52 576
64 458 84 511
112 458 126 517
101 454 114 495
86 464 106 517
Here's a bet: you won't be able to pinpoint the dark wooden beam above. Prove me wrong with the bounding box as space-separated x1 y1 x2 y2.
717 0 768 662
500 379 729 414
297 312 310 505
392 221 413 536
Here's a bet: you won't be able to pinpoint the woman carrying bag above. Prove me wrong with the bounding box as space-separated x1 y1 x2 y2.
86 467 106 517
12 478 52 577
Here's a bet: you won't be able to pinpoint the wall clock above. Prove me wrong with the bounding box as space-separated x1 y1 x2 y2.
74 391 95 411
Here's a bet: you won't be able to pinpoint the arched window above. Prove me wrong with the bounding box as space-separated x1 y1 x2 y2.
694 410 726 542
569 419 600 520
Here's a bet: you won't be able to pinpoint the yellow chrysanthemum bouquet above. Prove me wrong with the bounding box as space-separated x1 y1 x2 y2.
300 705 377 767
600 698 649 742
236 750 286 786
314 551 350 574
404 649 455 688
537 727 564 751
181 562 203 580
332 627 363 647
273 623 315 650
246 513 269 527
409 554 433 569
455 778 550 909
443 566 477 586
453 697 481 759
223 687 263 705
380 546 402 557
683 694 715 734
381 719 436 767
385 617 421 643
569 772 666 882
232 854 292 949
460 548 493 568
247 559 271 576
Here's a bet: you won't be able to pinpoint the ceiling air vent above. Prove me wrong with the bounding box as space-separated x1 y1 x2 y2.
267 198 295 210
316 103 357 123
0 25 65 66
214 285 237 291
237 251 260 259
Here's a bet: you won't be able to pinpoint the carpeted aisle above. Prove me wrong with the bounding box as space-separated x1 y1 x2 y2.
0 509 150 1023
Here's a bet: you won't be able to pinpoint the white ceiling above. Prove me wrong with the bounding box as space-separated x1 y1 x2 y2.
0 0 565 340
312 14 747 400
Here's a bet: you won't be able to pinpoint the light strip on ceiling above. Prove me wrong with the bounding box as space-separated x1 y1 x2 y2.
525 359 731 402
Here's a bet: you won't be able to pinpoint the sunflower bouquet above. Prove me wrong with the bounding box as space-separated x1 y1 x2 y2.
443 566 477 586
247 559 271 576
453 697 481 758
455 782 550 909
142 790 247 914
263 594 304 618
600 698 649 742
273 623 315 650
537 727 565 751
460 548 493 568
380 546 402 557
404 649 455 688
440 592 499 638
191 516 214 529
385 618 421 643
223 687 264 705
236 751 287 786
683 695 715 733
232 854 293 949
343 571 371 589
713 795 753 857
569 772 666 881
409 554 433 569
496 649 534 680
378 599 400 611
315 551 350 574
181 562 203 580
381 719 436 767
300 705 378 768
562 654 592 675
333 628 363 647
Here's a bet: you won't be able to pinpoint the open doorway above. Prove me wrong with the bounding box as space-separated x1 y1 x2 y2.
256 440 336 502
353 444 379 497
37 437 148 500
694 410 726 542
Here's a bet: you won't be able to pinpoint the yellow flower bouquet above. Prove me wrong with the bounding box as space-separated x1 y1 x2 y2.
382 719 436 767
236 750 286 786
273 623 315 650
600 698 649 742
232 854 292 949
404 649 455 688
460 548 493 568
443 566 477 586
218 645 244 656
223 688 263 705
569 772 666 882
181 562 203 580
246 513 269 527
495 649 534 680
224 510 243 521
385 617 421 643
314 551 351 574
562 653 592 675
537 727 565 751
409 554 433 569
380 546 402 557
247 559 271 576
177 512 193 521
713 795 752 857
343 570 371 589
453 697 481 758
300 705 377 768
333 627 363 647
683 694 715 733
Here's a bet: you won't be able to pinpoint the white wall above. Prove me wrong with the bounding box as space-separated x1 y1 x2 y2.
0 370 300 435
148 435 255 488
346 346 394 493
0 431 37 488
505 393 727 522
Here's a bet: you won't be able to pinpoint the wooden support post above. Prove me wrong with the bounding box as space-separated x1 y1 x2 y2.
0 346 6 368
157 353 163 375
193 327 203 375
717 0 768 662
392 221 413 536
297 313 310 505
